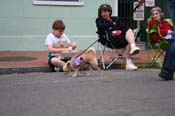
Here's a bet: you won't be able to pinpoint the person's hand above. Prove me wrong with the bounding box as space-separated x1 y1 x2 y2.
68 47 73 51
168 30 174 34
112 30 122 36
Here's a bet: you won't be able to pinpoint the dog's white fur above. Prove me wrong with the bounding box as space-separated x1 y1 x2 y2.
63 47 101 77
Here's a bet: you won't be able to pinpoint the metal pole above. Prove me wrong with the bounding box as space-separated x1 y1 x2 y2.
137 20 141 42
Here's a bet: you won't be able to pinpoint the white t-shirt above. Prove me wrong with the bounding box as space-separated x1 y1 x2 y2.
45 32 71 46
45 33 71 58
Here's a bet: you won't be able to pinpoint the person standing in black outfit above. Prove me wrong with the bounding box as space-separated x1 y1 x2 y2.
158 0 175 80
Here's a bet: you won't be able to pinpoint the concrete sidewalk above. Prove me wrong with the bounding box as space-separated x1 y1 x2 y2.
0 50 163 75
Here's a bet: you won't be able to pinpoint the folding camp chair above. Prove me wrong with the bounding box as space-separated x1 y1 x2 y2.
96 28 140 70
96 30 125 70
146 18 173 67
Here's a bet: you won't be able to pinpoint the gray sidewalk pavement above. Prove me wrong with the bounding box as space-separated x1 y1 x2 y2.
0 50 163 75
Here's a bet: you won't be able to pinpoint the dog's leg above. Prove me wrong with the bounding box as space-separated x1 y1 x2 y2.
72 68 80 77
72 72 77 77
85 65 92 77
98 67 103 77
72 70 78 77
90 62 103 77
96 66 103 76
88 65 93 76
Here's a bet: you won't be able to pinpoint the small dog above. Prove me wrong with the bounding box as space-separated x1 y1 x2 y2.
63 47 101 77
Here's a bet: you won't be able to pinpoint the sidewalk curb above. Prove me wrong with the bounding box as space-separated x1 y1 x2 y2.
0 62 159 75
0 66 51 75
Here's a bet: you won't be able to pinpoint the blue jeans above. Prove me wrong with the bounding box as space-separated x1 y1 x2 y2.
161 0 175 77
161 40 175 77
168 0 175 32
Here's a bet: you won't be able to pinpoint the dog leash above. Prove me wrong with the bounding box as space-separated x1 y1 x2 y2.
74 39 99 59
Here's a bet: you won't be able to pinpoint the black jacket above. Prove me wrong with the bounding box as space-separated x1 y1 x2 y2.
95 16 128 49
96 16 125 31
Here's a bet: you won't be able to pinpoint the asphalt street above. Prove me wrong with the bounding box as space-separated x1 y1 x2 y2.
0 69 175 116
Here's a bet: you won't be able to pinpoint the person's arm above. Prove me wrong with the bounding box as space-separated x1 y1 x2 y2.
46 45 72 54
61 33 77 49
96 18 114 30
113 17 126 31
159 20 174 36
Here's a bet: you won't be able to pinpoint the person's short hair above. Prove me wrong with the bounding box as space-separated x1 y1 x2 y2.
98 4 112 18
52 20 65 30
151 6 164 17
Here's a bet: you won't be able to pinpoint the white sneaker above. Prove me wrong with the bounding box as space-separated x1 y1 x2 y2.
130 46 140 55
126 63 138 70
54 66 60 72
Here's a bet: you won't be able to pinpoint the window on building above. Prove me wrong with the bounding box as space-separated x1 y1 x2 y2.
33 0 84 6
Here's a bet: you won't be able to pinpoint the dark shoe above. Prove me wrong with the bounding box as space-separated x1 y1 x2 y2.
59 67 64 72
50 67 56 72
159 72 173 81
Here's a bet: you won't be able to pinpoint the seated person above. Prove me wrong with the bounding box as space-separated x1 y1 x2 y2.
45 19 77 72
148 6 174 44
96 4 140 70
